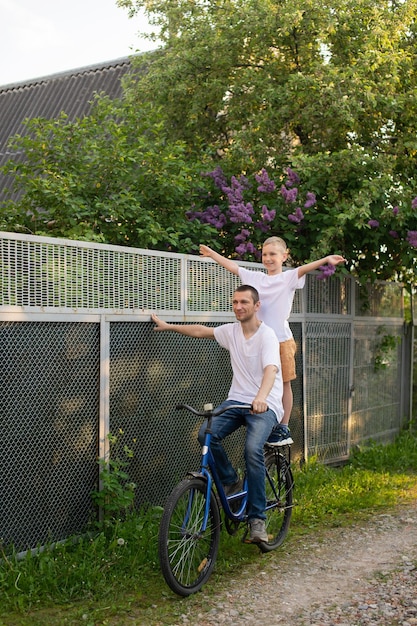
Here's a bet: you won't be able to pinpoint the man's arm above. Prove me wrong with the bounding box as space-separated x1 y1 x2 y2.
252 364 278 414
199 245 240 276
297 254 346 279
151 313 215 339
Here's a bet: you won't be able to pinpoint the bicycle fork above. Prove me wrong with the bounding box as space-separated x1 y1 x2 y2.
183 434 215 536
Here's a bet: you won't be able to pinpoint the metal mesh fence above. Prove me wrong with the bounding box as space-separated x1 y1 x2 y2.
186 257 240 313
0 235 182 311
351 322 404 444
0 321 99 551
355 282 403 318
306 274 352 316
304 321 351 461
109 322 234 506
0 231 409 552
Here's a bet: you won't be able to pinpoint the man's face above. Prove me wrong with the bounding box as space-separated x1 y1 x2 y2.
232 290 259 322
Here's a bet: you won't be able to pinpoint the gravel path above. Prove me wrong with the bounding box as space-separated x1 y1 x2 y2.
173 502 417 626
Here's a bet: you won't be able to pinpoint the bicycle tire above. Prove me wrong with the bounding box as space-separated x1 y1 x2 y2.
158 477 221 596
258 449 294 553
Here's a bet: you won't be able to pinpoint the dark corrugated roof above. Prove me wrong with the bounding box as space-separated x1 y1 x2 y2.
0 56 137 202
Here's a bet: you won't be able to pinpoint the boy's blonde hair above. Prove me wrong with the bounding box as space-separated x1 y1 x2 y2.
263 236 288 253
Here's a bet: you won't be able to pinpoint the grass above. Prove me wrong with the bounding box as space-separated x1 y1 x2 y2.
0 429 416 625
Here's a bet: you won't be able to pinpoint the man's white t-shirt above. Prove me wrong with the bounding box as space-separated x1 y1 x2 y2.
214 321 283 422
238 267 305 342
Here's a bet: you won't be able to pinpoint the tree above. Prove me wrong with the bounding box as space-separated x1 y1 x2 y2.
0 94 214 251
120 0 417 167
118 0 417 287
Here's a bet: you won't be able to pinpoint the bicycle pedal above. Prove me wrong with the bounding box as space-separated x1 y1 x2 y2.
242 531 264 544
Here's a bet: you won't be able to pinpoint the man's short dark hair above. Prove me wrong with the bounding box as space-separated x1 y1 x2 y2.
234 284 260 304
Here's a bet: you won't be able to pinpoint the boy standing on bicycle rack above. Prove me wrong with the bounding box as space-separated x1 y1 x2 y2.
200 239 346 445
151 284 283 543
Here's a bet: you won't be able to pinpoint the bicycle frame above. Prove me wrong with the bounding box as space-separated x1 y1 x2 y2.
195 413 248 533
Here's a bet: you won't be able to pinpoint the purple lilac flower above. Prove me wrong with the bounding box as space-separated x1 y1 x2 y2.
412 197 417 209
239 174 251 190
389 230 399 238
304 192 316 208
392 206 399 216
368 219 379 228
288 207 304 224
227 201 254 224
285 168 301 188
316 264 336 280
234 229 250 244
235 241 257 257
223 176 244 204
202 166 228 190
225 176 245 203
205 173 255 225
406 230 417 247
186 205 226 229
261 205 276 222
254 220 271 233
281 185 298 203
186 209 201 221
205 207 227 229
255 168 276 193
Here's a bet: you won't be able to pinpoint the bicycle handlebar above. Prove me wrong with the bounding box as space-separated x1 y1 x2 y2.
176 403 253 417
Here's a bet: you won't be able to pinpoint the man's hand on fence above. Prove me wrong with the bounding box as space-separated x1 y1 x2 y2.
151 313 170 331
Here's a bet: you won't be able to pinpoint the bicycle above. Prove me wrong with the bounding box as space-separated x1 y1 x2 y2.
158 402 294 596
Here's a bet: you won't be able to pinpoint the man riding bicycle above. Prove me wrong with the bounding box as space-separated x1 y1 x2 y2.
151 284 284 542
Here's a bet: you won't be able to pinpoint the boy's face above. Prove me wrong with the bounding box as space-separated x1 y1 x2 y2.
262 243 288 275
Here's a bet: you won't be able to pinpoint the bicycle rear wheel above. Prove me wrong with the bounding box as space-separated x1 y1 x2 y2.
259 448 294 553
158 477 221 596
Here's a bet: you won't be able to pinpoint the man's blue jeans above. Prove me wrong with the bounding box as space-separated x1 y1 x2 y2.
197 400 277 521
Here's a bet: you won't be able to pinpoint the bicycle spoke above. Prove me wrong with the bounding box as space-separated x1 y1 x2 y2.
159 478 221 596
260 450 293 552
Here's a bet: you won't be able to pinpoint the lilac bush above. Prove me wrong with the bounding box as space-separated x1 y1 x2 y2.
188 165 318 264
187 164 417 287
361 195 417 286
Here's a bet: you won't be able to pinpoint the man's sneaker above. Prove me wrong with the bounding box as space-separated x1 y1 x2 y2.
266 424 293 446
249 518 268 543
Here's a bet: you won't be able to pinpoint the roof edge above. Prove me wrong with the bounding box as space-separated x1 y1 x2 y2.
0 51 153 92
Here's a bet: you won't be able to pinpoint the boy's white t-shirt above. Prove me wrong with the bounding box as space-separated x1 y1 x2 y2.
214 321 283 422
238 267 305 342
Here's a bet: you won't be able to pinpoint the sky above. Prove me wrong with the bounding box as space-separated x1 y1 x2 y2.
0 0 157 87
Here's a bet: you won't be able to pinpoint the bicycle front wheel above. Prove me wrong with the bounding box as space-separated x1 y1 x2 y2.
158 477 221 596
259 448 294 553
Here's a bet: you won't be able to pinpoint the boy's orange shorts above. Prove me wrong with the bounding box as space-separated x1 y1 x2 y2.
279 338 297 383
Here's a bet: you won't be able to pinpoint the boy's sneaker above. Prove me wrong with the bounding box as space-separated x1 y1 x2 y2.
249 518 268 543
267 424 293 446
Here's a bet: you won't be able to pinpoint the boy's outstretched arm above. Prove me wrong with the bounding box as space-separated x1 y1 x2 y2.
199 245 240 276
297 254 346 279
151 313 215 338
